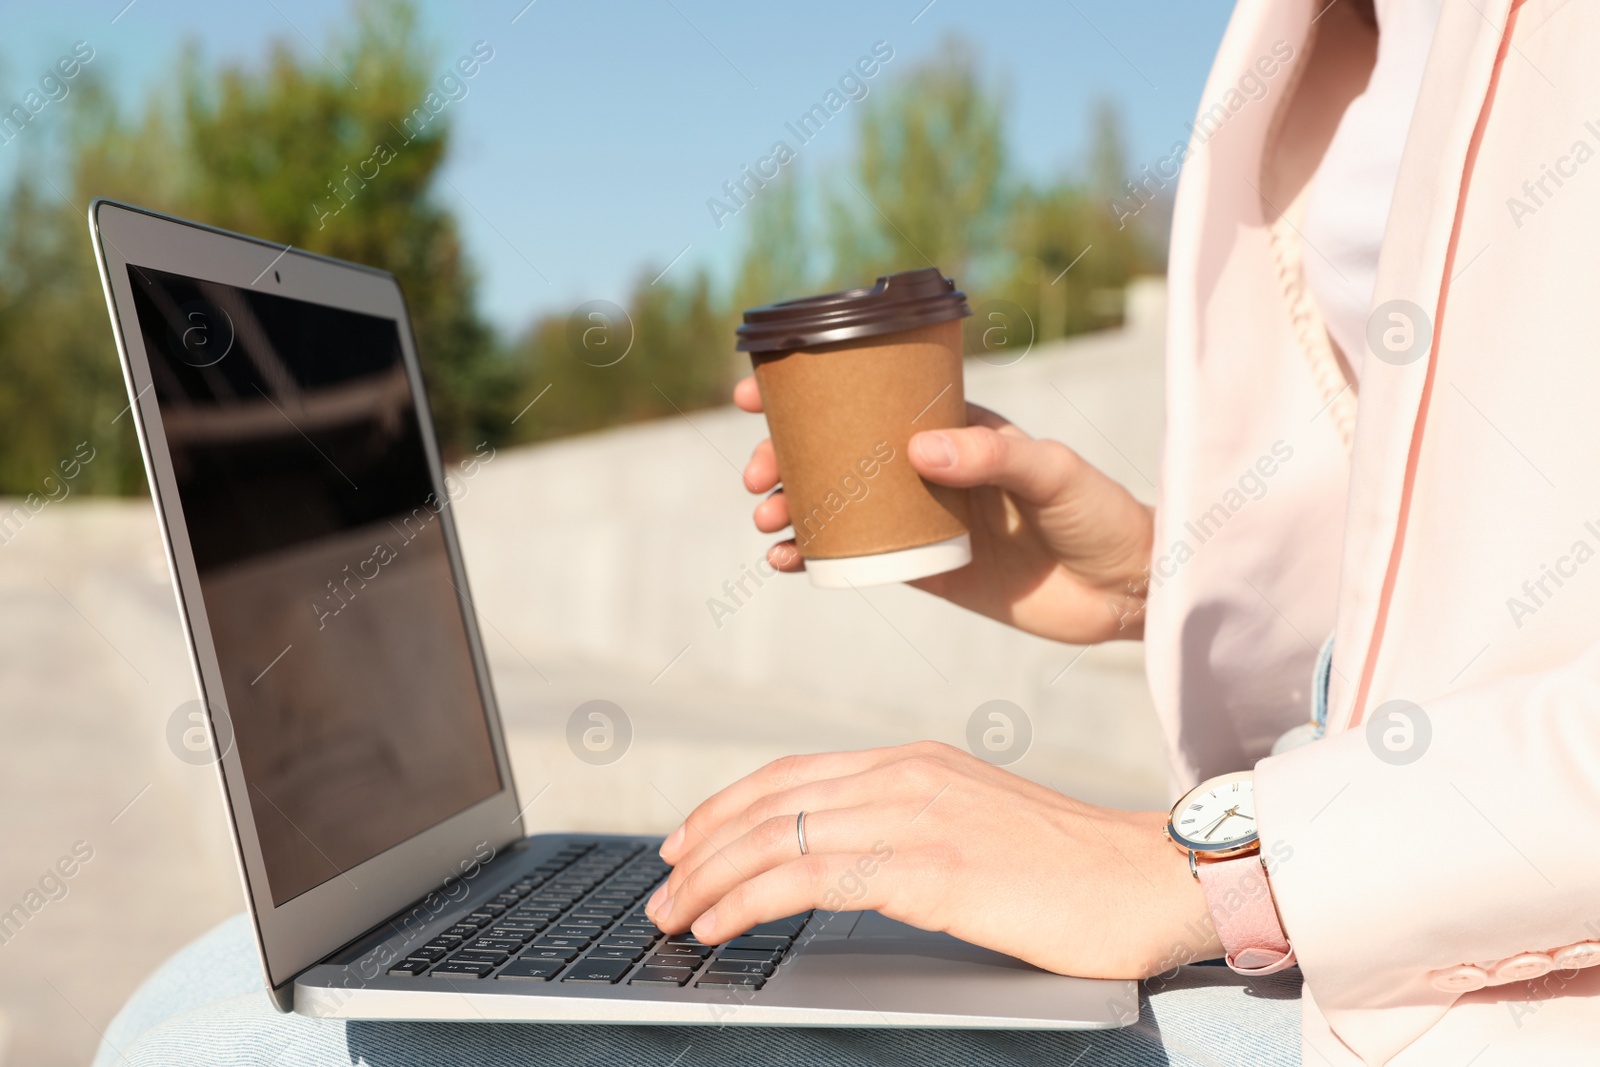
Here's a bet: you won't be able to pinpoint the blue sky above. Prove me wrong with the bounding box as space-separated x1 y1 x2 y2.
1 1 1233 333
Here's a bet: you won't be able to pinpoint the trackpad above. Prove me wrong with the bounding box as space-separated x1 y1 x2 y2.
787 911 1117 1023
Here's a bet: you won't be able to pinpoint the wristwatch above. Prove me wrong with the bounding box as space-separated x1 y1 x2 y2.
1166 770 1296 975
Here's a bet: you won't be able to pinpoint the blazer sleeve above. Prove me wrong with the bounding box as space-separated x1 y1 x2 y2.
1254 643 1600 1064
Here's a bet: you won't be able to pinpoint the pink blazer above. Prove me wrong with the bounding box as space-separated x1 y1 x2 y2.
1147 0 1600 1061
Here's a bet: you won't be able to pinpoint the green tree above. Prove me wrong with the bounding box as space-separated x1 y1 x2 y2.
732 167 812 314
0 16 1172 498
504 267 736 446
825 36 1007 290
989 98 1162 346
170 2 513 450
0 0 509 496
0 169 142 495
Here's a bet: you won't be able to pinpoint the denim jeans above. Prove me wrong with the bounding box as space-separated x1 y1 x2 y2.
94 915 1302 1066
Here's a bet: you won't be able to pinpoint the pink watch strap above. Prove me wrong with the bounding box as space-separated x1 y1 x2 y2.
1195 854 1296 975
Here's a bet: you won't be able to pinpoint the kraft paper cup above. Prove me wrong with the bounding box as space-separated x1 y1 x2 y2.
737 269 972 589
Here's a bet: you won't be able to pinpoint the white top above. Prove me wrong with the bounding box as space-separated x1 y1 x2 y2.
1301 0 1443 382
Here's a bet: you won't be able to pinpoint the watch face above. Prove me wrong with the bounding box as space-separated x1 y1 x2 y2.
1168 771 1259 854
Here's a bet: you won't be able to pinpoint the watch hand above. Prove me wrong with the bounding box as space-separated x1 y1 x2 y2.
1198 808 1234 839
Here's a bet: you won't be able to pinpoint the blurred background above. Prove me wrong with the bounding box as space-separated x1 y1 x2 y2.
0 1 1229 1062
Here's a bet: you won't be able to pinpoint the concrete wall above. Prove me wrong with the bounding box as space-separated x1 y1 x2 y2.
456 279 1173 813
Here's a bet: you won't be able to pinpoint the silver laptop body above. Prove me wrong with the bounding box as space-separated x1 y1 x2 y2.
89 199 1136 1029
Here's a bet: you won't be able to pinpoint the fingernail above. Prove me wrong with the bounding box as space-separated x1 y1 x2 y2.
647 884 666 911
692 909 716 940
662 825 684 855
913 431 956 468
657 895 674 922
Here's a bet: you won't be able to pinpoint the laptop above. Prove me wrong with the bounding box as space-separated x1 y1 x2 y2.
88 199 1137 1028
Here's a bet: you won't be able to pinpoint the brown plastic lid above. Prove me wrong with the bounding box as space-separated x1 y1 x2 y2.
736 267 971 353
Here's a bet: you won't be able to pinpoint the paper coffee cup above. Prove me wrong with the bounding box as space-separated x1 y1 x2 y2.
737 268 972 589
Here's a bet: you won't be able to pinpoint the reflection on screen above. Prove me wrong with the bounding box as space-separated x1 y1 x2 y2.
127 264 501 907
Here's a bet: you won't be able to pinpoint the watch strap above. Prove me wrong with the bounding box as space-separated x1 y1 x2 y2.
1195 853 1296 975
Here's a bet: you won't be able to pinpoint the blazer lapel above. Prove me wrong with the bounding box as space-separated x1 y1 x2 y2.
1329 0 1524 731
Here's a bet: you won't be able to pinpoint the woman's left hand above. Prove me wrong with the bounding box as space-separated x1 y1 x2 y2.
646 741 1222 980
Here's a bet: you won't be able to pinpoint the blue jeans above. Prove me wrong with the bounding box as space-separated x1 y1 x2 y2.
94 915 1302 1065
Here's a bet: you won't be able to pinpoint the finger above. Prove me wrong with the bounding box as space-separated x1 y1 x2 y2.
752 490 790 534
733 376 763 413
768 541 804 572
690 851 895 945
659 747 909 865
658 763 913 903
652 806 886 933
908 424 1085 507
743 439 779 494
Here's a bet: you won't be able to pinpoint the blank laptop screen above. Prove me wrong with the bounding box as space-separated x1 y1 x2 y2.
126 264 502 907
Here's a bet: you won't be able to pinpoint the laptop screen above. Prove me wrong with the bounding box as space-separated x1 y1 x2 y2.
125 264 502 907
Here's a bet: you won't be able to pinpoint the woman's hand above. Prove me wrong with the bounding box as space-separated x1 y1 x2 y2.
735 377 1153 643
645 741 1221 980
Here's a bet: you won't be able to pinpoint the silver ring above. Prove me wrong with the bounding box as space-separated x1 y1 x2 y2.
796 811 809 856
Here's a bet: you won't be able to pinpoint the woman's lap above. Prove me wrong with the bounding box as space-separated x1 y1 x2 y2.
95 916 1302 1067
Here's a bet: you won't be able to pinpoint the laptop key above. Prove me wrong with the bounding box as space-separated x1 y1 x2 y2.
588 945 647 961
387 959 431 976
470 939 524 954
665 933 710 947
599 935 654 950
715 948 781 964
655 944 712 959
432 960 495 978
408 945 450 961
455 949 510 965
497 958 564 982
551 924 604 939
705 958 774 976
629 966 693 987
697 973 765 989
563 958 633 984
569 909 623 923
649 951 704 971
746 917 808 938
474 931 527 944
520 946 579 962
532 936 593 950
616 925 661 939
723 935 790 953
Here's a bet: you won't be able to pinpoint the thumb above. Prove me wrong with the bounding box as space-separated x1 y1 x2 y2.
908 426 1084 508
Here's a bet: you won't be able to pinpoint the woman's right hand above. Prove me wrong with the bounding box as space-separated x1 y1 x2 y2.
735 376 1154 644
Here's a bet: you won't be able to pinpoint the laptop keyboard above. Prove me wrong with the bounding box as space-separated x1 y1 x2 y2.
386 840 812 991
